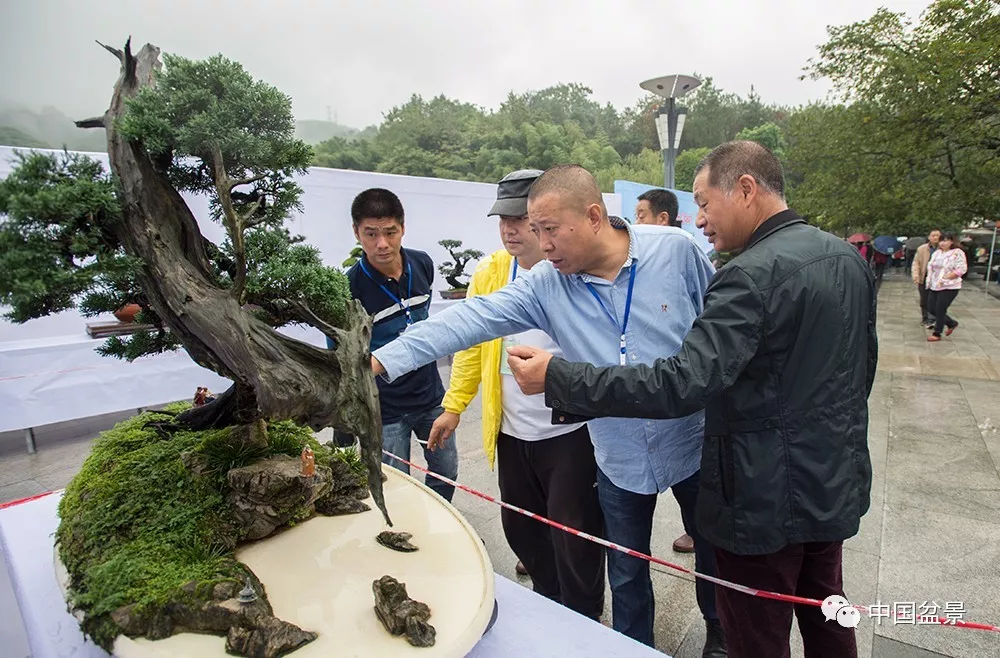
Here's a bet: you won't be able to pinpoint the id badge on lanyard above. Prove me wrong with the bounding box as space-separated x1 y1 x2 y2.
360 258 414 333
584 261 637 367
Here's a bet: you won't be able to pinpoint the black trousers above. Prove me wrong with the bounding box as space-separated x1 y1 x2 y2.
714 541 857 658
873 260 887 280
497 426 606 620
918 283 933 323
930 288 959 336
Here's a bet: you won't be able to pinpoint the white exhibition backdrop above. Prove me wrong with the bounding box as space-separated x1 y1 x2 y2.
0 145 622 341
0 146 622 433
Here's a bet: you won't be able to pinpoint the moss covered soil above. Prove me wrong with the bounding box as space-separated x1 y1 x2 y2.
55 403 365 650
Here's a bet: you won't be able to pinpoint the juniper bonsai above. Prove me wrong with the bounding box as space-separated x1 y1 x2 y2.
0 38 393 655
0 39 388 519
437 239 483 290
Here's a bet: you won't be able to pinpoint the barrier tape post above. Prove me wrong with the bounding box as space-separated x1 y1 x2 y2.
382 449 1000 634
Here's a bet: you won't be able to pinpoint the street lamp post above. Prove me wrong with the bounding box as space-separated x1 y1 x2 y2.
985 220 998 295
640 74 702 189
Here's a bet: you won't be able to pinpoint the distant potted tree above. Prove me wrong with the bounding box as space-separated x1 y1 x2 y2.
437 239 483 299
342 241 364 269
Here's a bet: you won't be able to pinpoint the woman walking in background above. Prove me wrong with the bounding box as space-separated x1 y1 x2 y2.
926 232 968 342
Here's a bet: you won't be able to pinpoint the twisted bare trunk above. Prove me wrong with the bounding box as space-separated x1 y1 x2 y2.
76 39 390 525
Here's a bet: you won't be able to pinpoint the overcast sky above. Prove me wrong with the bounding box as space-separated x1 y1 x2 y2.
1 0 933 129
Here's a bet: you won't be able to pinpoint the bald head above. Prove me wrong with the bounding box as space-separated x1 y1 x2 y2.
527 164 606 216
525 164 627 277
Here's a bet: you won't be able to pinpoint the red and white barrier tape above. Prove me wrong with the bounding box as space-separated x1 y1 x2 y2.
0 489 59 511
5 456 996 633
383 449 1000 634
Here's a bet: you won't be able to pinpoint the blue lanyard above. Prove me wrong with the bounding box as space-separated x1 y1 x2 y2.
511 259 518 282
359 258 414 325
584 261 637 366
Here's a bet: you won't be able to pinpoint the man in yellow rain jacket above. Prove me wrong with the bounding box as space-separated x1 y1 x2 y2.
426 169 606 620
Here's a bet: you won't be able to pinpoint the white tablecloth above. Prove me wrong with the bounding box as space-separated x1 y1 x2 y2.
0 299 462 434
0 492 665 658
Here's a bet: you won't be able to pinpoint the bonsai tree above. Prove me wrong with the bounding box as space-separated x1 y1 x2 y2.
0 40 388 504
437 238 483 290
342 241 364 268
0 39 393 654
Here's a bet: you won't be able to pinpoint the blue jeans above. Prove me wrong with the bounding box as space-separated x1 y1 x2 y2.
597 467 718 647
381 406 457 502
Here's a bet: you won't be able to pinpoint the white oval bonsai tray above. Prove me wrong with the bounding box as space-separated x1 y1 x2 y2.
56 466 495 657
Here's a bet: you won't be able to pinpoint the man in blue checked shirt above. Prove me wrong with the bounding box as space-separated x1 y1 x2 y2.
336 187 457 502
371 165 727 657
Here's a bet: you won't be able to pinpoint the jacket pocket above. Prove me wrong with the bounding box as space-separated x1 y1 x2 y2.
703 435 735 506
718 438 735 506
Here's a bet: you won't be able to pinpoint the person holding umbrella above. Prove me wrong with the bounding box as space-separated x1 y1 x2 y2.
872 236 902 291
903 236 925 281
848 233 872 267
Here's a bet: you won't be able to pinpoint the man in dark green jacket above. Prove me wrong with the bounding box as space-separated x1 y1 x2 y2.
507 141 877 658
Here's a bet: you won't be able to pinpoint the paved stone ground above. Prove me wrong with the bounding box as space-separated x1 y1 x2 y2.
3 273 1000 657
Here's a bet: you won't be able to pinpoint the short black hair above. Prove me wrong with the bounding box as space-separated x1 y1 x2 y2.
637 189 679 226
694 140 785 198
351 188 404 227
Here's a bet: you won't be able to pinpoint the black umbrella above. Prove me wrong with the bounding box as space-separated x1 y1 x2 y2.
904 236 926 250
873 235 903 255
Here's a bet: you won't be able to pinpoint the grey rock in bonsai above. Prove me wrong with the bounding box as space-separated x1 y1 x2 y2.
0 38 392 655
372 575 436 647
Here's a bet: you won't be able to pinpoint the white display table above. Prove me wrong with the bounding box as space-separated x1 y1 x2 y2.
0 299 461 450
0 492 666 658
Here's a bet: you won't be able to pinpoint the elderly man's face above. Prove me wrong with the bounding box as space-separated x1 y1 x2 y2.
693 168 752 253
527 192 600 275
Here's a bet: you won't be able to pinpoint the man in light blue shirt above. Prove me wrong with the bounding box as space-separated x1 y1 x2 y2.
372 165 726 656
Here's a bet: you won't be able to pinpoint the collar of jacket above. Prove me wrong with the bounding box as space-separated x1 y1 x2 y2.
576 215 638 283
743 209 806 251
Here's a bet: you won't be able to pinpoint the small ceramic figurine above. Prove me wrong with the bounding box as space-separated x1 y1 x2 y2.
300 445 315 477
193 387 217 406
237 578 257 604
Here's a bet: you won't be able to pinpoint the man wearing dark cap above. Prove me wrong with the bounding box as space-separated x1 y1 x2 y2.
426 169 606 620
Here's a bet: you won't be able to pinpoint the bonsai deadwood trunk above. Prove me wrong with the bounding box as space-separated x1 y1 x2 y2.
440 245 477 290
76 39 389 525
445 270 465 291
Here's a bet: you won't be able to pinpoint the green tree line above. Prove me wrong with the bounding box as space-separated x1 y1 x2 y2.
310 78 789 195
2 0 994 237
311 0 997 236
